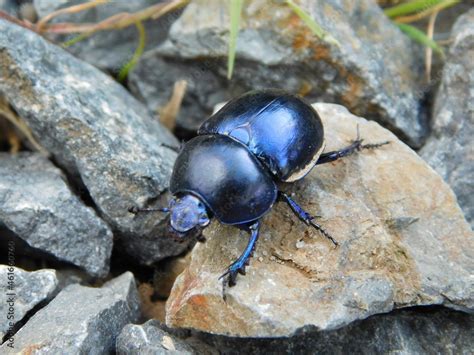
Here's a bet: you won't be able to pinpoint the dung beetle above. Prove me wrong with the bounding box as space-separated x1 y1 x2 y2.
130 90 389 286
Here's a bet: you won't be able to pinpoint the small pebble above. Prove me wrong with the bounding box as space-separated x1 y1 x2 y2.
161 335 176 351
296 240 306 249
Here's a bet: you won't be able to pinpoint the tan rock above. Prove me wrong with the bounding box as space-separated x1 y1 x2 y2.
166 104 474 337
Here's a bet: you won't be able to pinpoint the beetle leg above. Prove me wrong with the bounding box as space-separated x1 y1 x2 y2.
219 220 260 287
316 129 390 165
278 192 338 247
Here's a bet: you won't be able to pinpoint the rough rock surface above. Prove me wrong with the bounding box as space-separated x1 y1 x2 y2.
1 272 140 354
0 0 18 17
0 20 190 265
197 307 474 354
421 9 474 228
0 266 57 339
129 0 427 146
116 320 196 355
33 0 179 71
166 103 474 337
0 153 112 277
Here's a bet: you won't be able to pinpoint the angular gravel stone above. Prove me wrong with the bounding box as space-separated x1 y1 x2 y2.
421 9 474 228
0 20 189 265
116 320 196 355
1 272 140 354
0 266 57 339
166 103 474 337
33 0 180 71
129 0 427 146
0 153 112 277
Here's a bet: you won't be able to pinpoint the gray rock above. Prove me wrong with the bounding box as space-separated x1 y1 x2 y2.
1 272 140 354
33 0 180 71
196 308 474 354
116 320 196 355
0 153 112 277
421 9 474 228
129 0 427 146
0 20 190 265
0 266 57 339
0 0 18 17
166 103 474 337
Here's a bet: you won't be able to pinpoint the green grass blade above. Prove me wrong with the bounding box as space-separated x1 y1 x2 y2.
118 20 146 82
227 0 243 80
62 31 95 47
396 23 444 57
285 0 340 47
384 0 444 18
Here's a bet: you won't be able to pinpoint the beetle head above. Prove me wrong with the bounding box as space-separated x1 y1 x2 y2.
169 194 210 234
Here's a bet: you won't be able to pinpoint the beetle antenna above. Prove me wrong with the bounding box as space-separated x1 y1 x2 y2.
128 206 169 214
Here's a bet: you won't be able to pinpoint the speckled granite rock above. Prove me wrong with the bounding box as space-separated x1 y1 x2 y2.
0 20 190 265
0 153 112 277
166 103 474 337
421 9 474 228
0 266 57 339
33 0 180 71
1 272 140 354
129 0 427 146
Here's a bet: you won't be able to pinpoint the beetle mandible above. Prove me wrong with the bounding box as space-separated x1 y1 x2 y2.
130 90 389 286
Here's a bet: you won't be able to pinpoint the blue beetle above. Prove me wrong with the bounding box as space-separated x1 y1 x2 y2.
130 90 388 286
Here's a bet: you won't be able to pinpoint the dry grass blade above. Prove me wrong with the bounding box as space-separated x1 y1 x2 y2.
0 10 35 30
39 0 189 34
425 11 439 83
37 0 109 31
159 80 188 131
0 97 48 156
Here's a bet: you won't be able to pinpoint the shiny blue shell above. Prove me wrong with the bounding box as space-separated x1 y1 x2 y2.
170 135 277 225
198 90 325 182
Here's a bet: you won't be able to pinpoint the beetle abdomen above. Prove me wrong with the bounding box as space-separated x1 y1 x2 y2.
198 90 325 182
170 135 277 225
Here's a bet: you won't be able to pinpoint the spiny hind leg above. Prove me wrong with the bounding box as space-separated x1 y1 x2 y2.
278 191 338 247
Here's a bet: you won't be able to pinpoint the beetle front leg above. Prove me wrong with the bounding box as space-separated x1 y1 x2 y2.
219 220 260 287
279 191 338 247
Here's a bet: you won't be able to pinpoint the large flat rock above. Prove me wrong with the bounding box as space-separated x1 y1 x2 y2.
0 20 189 265
166 103 473 337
